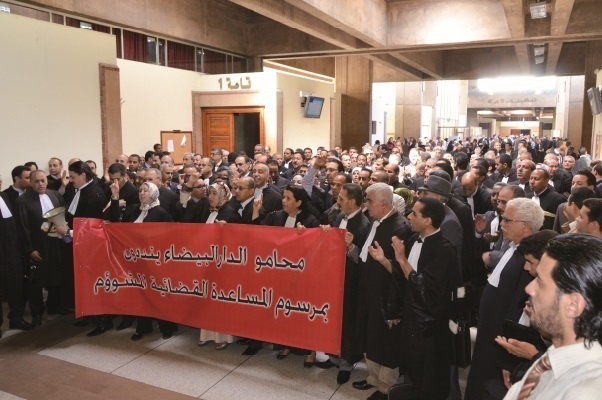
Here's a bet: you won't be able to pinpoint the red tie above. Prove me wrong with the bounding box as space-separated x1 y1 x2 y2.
517 354 551 400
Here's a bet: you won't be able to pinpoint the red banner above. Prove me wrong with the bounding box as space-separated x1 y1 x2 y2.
73 219 346 355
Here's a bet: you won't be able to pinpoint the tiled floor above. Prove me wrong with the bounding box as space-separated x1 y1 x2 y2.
0 302 469 399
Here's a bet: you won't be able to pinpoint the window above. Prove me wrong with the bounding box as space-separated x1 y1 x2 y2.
167 41 195 71
203 49 227 74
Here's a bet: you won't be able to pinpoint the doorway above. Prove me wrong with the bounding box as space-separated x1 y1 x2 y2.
201 107 264 156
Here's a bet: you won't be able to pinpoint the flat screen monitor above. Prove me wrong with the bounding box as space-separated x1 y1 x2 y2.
304 96 324 118
587 87 602 116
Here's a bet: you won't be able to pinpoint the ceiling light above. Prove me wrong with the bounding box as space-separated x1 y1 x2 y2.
530 2 547 19
534 46 545 56
535 56 545 64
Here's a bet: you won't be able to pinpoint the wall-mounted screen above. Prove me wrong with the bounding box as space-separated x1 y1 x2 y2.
304 96 324 118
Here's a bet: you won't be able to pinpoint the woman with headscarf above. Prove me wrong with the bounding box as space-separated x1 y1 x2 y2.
351 167 361 184
109 180 177 341
197 182 241 350
253 184 320 367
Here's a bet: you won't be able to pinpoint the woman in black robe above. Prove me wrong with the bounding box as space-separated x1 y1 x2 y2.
109 181 177 341
254 184 319 367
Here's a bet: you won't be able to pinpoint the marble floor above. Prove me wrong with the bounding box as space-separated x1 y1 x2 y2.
0 303 470 399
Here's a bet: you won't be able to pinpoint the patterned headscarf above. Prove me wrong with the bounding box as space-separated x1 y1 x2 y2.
134 182 161 223
209 182 232 210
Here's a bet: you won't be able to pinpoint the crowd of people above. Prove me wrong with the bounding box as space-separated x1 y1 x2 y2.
1 134 601 400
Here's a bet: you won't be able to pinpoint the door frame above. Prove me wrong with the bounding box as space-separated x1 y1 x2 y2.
200 107 265 155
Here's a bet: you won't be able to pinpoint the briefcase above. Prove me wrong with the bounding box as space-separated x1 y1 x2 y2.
451 319 471 368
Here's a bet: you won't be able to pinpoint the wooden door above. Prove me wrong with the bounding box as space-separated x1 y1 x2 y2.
202 112 234 156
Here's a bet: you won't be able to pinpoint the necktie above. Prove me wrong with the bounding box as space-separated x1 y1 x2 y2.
517 354 551 400
360 220 380 262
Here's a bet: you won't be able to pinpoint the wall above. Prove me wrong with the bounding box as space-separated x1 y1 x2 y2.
0 12 115 182
118 59 202 156
274 69 334 151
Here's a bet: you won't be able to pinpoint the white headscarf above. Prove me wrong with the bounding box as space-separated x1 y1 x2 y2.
134 182 161 223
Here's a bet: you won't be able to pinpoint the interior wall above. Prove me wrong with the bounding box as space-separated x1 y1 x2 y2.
0 12 115 181
274 70 334 151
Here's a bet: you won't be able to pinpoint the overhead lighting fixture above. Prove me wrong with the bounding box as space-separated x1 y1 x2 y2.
534 46 546 56
530 2 547 19
535 56 545 64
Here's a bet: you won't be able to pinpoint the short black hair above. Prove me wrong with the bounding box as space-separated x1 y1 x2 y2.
416 197 445 229
341 183 363 206
574 170 596 187
108 163 126 176
518 230 558 260
144 151 155 162
454 152 469 170
11 165 30 182
582 198 602 229
569 187 596 209
545 234 602 346
498 154 513 167
501 184 526 199
327 158 344 172
24 161 38 170
434 161 454 180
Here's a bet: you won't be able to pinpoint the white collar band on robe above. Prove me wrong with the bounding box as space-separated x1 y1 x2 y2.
488 241 517 287
360 207 395 262
0 196 12 218
67 179 93 215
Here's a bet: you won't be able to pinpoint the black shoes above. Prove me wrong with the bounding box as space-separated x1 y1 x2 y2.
315 359 337 369
353 380 376 390
242 343 262 355
303 353 316 368
9 319 34 331
87 323 112 337
131 333 143 341
31 315 43 327
337 370 351 385
237 338 251 345
115 319 133 331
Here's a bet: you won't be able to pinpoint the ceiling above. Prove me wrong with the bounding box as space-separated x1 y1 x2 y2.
228 0 602 82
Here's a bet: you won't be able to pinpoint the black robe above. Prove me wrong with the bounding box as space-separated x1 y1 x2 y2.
0 191 25 321
394 231 459 399
332 210 370 362
359 210 412 368
465 250 532 400
15 189 64 287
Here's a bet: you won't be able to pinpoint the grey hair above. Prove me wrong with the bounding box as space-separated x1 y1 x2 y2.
365 182 393 205
507 197 544 232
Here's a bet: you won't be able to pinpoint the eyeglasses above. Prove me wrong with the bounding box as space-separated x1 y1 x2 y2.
235 186 252 190
500 215 528 224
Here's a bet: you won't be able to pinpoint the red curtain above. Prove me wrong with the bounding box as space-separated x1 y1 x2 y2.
123 30 148 62
167 41 195 71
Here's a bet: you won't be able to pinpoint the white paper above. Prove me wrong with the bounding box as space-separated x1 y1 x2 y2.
167 140 174 152
180 135 186 146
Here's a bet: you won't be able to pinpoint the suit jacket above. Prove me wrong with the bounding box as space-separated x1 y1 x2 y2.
273 176 289 190
509 180 534 197
552 202 569 234
103 180 139 220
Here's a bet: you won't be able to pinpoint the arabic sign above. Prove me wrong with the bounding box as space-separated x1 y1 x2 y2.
73 219 346 355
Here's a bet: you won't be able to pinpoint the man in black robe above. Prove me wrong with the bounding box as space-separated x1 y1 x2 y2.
315 183 370 384
371 197 460 399
15 169 67 325
352 183 411 400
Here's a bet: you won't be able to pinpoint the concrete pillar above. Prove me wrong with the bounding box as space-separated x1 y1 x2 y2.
335 56 372 149
581 41 602 150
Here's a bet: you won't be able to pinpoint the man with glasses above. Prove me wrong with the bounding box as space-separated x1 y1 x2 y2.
177 171 208 222
199 157 214 185
466 198 543 399
210 147 224 172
